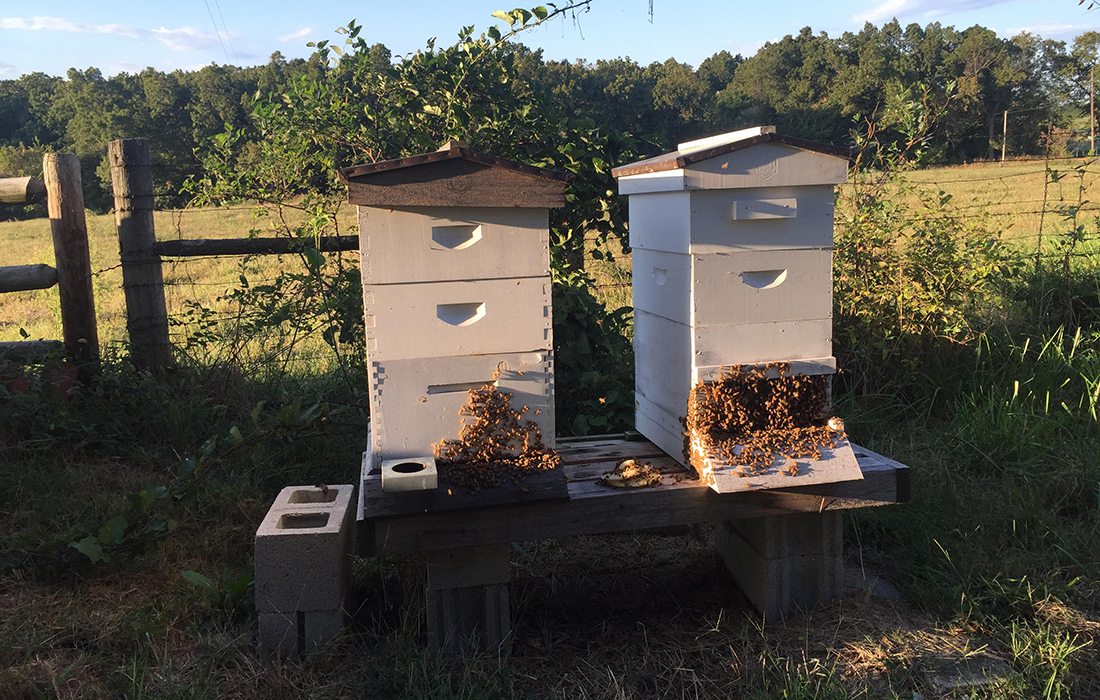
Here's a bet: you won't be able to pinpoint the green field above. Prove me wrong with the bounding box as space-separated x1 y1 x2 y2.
4 157 1099 346
2 159 1099 698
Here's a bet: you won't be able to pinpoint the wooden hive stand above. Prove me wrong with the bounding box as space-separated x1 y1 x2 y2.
357 430 909 654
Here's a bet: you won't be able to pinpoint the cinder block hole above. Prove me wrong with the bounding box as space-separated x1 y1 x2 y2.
277 512 330 530
288 489 338 504
391 461 428 474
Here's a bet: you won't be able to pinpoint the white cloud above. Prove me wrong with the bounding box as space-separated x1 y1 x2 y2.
852 0 1017 24
0 15 224 52
279 26 312 43
854 0 909 24
1002 23 1095 39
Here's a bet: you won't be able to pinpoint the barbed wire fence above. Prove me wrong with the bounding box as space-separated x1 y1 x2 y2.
79 138 1100 378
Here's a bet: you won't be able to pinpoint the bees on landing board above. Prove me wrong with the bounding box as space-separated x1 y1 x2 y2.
685 361 844 479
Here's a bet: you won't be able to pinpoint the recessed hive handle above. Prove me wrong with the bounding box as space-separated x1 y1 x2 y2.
437 301 486 326
431 224 482 250
740 269 788 290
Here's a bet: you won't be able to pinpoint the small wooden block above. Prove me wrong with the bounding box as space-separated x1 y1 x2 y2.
714 513 843 620
424 543 512 655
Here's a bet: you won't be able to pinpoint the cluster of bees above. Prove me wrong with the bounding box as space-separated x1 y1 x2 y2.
685 362 845 478
433 384 559 489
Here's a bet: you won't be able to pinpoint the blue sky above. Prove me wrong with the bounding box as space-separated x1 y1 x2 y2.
1 0 1097 78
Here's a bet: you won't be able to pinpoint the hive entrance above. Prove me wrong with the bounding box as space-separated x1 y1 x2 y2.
433 383 560 489
685 362 862 492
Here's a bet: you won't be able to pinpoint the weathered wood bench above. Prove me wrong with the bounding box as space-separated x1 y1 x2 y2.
356 433 909 654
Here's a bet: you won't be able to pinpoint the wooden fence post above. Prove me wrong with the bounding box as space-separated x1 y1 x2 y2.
42 153 99 367
109 138 171 372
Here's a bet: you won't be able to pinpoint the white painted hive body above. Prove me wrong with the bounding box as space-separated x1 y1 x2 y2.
613 127 851 472
340 145 569 465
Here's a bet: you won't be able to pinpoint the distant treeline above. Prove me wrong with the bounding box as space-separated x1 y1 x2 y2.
1 20 1098 212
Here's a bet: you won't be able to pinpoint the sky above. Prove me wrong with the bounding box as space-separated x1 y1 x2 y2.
0 0 1098 79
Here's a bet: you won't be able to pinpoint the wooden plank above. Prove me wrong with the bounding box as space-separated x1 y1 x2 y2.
0 175 45 205
346 158 567 208
109 139 170 372
0 340 63 363
358 439 908 555
0 264 57 293
155 235 358 257
43 153 98 366
340 145 570 184
361 466 568 519
612 133 850 179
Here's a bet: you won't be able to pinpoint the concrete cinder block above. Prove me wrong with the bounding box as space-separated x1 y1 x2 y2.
731 512 843 560
369 350 554 461
714 513 843 620
258 609 348 659
254 484 355 614
381 456 438 492
425 544 511 591
363 277 552 361
423 544 512 655
358 206 550 284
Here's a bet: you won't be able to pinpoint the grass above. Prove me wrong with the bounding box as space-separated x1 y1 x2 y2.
1 158 1099 698
0 204 357 345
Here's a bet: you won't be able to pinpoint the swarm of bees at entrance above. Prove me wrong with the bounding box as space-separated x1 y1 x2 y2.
433 384 559 489
685 362 846 479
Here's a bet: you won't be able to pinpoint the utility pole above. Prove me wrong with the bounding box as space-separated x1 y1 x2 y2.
1002 109 1008 162
1091 64 1096 156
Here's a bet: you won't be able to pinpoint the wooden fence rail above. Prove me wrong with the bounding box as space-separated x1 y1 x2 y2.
0 156 98 371
110 138 359 372
0 175 46 205
0 263 58 293
154 235 358 258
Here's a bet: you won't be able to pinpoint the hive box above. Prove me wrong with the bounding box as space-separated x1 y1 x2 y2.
613 126 862 492
339 143 569 478
368 351 554 460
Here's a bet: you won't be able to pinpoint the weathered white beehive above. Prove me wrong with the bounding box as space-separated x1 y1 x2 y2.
338 143 569 486
613 127 860 490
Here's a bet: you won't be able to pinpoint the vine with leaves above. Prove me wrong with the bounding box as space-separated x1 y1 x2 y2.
186 4 637 434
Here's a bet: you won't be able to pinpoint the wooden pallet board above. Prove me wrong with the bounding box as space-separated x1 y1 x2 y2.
699 437 864 493
360 449 569 519
357 434 910 555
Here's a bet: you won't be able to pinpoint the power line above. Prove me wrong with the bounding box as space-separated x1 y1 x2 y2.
202 0 231 63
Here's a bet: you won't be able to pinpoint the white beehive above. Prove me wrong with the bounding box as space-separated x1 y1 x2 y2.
339 143 569 466
613 127 860 490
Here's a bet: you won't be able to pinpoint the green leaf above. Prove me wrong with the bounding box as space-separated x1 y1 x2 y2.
532 5 549 19
423 104 443 116
70 536 104 564
487 26 501 41
177 457 197 479
227 425 244 446
182 570 216 590
491 9 516 25
303 246 325 271
98 515 128 545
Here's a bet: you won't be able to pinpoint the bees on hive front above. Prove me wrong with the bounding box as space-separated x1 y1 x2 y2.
433 384 560 489
685 362 844 480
